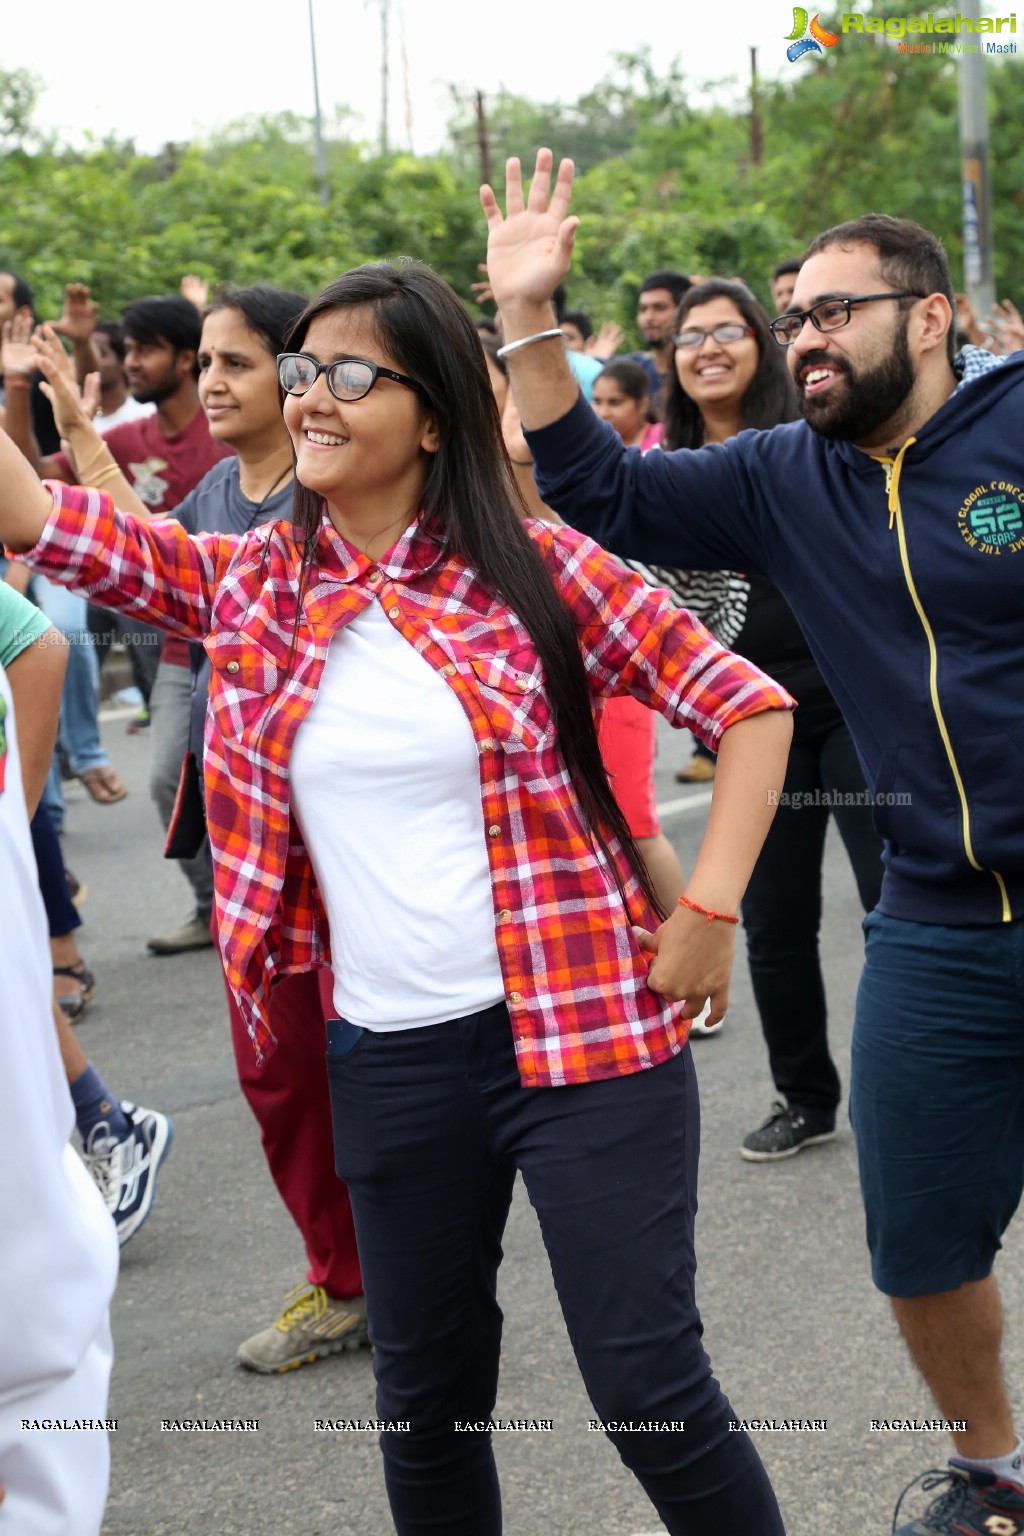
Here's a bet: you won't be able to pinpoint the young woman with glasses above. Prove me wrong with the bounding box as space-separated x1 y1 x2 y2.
1 259 796 1536
28 289 369 1368
663 278 885 1160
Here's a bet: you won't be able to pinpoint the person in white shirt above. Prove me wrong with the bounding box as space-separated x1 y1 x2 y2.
0 627 118 1536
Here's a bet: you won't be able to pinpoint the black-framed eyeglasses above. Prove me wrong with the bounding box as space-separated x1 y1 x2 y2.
277 352 421 402
673 323 756 349
769 292 925 347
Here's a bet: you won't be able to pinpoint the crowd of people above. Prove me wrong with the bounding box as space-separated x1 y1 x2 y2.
2 146 1024 1535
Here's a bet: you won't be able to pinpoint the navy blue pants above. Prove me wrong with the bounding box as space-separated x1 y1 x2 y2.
328 1001 785 1536
852 910 1024 1297
31 801 80 939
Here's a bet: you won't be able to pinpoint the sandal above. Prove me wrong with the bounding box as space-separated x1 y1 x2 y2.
54 961 96 1024
77 766 128 805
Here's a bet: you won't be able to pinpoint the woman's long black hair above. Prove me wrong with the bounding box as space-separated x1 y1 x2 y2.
284 259 665 918
661 278 799 450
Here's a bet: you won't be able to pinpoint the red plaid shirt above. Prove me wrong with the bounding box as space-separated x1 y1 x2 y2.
29 483 793 1084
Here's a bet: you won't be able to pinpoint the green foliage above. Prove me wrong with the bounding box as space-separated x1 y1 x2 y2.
2 26 1022 332
0 66 43 150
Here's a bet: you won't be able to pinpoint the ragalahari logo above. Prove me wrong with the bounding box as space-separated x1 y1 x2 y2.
786 8 842 60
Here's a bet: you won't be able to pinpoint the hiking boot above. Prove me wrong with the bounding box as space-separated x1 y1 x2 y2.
675 754 716 783
893 1463 1024 1534
82 1102 173 1246
237 1284 370 1374
147 910 214 955
740 1101 835 1162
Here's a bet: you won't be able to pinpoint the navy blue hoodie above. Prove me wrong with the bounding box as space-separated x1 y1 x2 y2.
528 351 1024 927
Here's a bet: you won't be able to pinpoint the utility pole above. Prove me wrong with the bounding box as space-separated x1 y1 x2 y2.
379 0 390 156
750 47 762 169
307 0 329 206
958 0 995 316
475 91 491 188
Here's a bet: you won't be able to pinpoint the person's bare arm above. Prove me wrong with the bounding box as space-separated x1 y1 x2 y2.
7 625 67 816
481 150 581 430
639 708 793 1024
32 326 149 518
2 561 31 595
500 392 562 522
1 316 45 475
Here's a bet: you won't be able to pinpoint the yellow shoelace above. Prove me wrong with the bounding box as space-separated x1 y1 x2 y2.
273 1284 328 1333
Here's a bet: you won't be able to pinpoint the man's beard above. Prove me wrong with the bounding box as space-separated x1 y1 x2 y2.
130 376 178 406
797 320 915 442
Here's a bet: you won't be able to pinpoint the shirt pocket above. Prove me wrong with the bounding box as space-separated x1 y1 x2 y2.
205 633 281 743
467 646 553 754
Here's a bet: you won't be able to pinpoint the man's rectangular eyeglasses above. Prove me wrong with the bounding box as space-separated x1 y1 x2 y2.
673 323 755 349
277 353 421 402
769 292 925 347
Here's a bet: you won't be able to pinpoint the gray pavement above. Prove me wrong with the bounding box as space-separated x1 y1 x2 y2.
55 707 1024 1536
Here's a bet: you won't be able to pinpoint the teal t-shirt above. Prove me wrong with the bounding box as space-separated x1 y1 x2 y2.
0 579 53 669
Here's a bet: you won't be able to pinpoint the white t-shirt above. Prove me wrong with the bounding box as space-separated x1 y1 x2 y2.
97 394 156 433
0 667 118 1417
289 597 505 1030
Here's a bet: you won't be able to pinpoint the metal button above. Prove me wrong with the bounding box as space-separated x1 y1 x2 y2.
515 676 529 691
366 569 381 586
487 824 500 837
388 605 400 619
509 991 523 1004
497 909 512 922
479 737 496 751
226 660 240 675
441 663 456 677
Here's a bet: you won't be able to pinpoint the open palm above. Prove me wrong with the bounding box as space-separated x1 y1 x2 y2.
480 149 579 313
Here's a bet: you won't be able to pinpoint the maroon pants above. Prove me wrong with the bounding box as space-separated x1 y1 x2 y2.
226 966 363 1299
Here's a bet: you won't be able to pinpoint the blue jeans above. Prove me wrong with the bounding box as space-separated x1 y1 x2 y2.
328 1002 785 1536
31 577 108 830
851 911 1024 1297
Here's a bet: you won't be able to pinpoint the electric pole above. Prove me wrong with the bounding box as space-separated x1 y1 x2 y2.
958 0 995 316
476 91 491 188
307 0 329 206
750 47 762 169
379 0 390 156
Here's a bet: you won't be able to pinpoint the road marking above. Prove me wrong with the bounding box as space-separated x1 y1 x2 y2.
654 789 714 818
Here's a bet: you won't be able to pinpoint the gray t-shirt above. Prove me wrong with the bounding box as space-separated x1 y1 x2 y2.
173 457 294 762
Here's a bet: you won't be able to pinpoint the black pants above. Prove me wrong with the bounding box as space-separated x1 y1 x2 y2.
741 718 884 1119
328 1001 785 1536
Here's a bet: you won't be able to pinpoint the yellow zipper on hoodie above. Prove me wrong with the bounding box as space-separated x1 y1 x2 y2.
874 441 1011 921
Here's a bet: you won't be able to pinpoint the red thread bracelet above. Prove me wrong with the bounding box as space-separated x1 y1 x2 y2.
678 894 739 925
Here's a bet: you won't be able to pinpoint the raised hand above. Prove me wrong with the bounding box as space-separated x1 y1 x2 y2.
986 298 1024 356
180 273 209 312
2 313 38 377
469 262 495 308
52 282 98 343
32 323 93 438
586 320 624 361
480 149 579 315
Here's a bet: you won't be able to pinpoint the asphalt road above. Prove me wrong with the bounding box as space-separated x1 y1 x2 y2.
52 707 1024 1536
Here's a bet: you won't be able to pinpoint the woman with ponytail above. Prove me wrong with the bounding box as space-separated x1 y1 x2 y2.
2 258 794 1536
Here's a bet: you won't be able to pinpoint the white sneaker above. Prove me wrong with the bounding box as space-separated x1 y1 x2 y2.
82 1103 173 1246
688 1000 725 1037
